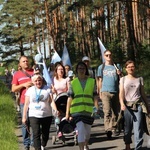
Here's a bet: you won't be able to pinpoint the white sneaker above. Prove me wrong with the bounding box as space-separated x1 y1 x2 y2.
84 145 89 150
41 146 45 150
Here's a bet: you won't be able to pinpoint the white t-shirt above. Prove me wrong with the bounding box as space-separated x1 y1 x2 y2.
25 85 52 118
120 76 143 102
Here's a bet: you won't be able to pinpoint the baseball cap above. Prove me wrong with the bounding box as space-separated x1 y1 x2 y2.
82 56 90 62
68 70 74 77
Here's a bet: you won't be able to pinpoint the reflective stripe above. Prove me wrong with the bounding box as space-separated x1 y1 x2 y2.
71 102 94 107
74 94 93 99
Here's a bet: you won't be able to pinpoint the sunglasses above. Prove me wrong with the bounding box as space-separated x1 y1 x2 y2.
105 54 112 57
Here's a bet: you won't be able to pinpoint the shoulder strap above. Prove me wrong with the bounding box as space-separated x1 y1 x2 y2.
101 63 105 80
21 70 32 78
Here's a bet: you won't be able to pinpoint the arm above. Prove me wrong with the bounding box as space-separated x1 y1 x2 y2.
12 81 33 92
97 77 102 100
22 95 30 124
50 95 58 113
65 97 72 120
119 79 126 111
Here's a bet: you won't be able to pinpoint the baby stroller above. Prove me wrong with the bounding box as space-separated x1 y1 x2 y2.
52 92 78 145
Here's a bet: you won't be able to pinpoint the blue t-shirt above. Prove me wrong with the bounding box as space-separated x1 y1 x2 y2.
97 64 119 93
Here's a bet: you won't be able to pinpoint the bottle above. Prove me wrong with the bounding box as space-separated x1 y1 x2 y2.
55 116 60 124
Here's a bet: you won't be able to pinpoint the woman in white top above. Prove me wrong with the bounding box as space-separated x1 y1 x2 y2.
22 74 57 150
119 60 149 150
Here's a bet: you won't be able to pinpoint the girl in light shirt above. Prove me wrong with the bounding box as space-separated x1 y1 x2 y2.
51 63 70 137
119 60 149 150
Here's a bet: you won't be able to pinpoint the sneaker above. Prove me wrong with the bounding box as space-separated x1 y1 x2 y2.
112 130 120 136
24 147 30 150
16 105 20 112
58 132 62 138
41 146 45 150
106 131 112 139
84 145 89 150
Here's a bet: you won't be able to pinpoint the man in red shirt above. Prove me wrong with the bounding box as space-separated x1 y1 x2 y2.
12 55 34 150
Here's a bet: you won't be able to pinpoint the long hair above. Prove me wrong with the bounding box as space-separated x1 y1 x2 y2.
54 63 66 79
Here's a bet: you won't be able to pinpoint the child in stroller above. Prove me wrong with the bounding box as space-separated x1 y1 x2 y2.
52 92 78 145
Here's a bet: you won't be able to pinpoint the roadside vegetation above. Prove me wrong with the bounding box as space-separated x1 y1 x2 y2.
0 80 19 150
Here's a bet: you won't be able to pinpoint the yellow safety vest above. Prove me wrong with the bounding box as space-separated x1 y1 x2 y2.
70 78 95 115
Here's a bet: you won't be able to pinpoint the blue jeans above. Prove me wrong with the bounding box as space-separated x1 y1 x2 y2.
124 105 144 150
20 104 31 148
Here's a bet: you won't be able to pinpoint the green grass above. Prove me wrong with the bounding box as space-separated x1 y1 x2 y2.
0 81 19 150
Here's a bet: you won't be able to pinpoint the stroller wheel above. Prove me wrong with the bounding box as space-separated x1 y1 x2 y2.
52 136 56 145
61 136 65 145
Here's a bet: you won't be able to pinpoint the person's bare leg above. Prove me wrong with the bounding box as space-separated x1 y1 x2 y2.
125 144 131 150
78 142 84 150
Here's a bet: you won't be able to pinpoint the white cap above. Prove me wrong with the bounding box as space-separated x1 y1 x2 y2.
68 70 74 77
82 56 90 62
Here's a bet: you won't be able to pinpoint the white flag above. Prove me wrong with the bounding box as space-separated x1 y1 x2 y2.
35 53 52 87
97 37 106 63
51 50 61 64
61 45 72 67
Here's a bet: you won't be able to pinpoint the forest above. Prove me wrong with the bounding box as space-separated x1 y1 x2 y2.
0 0 149 67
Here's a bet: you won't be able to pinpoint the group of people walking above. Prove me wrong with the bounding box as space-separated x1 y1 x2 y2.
11 50 149 150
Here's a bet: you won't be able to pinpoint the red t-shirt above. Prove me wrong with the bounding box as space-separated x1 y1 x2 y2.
12 69 34 104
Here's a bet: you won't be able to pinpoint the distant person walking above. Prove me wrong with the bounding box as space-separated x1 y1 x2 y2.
119 60 150 150
82 56 95 78
66 62 98 150
97 50 122 139
12 55 34 150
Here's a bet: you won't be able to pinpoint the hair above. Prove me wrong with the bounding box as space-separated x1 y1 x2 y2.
31 74 43 83
54 63 66 79
19 55 28 62
125 60 135 68
64 64 71 69
75 61 89 76
104 49 112 54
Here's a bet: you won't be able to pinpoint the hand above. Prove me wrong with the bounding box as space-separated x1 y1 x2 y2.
121 103 126 111
24 81 33 89
117 69 121 75
69 116 73 121
22 118 26 124
51 84 57 94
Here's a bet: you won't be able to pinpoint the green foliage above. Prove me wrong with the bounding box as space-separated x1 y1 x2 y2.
0 81 18 150
106 38 125 64
137 40 150 66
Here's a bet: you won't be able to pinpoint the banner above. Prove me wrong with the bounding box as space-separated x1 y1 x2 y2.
51 50 61 64
97 37 106 63
35 53 52 87
61 44 72 67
